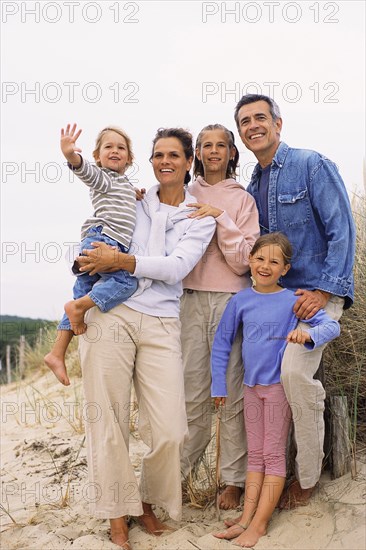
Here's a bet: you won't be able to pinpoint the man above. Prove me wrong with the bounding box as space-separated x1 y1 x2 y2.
234 94 355 508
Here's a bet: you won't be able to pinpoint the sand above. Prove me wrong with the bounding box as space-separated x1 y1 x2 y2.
1 372 365 550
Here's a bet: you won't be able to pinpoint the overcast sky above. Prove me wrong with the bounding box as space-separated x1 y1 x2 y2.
1 0 365 320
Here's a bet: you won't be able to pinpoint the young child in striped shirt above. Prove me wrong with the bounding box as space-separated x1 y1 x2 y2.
45 124 140 385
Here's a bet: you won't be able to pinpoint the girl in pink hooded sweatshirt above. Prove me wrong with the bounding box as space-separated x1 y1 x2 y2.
180 124 260 509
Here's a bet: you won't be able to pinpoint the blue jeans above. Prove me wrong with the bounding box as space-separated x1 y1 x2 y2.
58 226 138 330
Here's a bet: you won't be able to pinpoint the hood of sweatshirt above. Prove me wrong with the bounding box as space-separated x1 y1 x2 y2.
189 175 245 193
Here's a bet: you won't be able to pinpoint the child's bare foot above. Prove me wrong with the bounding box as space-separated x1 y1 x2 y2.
44 353 70 386
233 522 267 547
218 485 243 509
213 522 247 540
64 301 87 335
110 517 131 549
137 503 175 536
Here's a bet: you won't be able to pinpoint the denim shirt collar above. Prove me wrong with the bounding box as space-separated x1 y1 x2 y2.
272 141 289 167
251 141 289 183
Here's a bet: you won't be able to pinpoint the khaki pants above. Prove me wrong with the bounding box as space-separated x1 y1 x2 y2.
281 295 344 489
180 290 247 487
79 304 188 520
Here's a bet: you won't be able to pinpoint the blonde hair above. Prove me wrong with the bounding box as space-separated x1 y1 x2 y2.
92 126 134 168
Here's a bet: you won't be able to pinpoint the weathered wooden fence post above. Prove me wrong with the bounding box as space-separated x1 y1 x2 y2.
287 360 351 480
327 396 351 478
319 362 351 479
19 335 26 379
6 345 11 384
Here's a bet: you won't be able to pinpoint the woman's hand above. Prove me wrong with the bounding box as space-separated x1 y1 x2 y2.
61 123 82 168
77 242 134 275
135 187 146 201
187 202 223 219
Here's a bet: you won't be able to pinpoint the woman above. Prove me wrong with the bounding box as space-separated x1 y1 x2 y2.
77 128 216 549
180 124 259 509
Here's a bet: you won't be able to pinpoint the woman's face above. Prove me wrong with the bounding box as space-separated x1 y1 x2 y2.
151 137 192 187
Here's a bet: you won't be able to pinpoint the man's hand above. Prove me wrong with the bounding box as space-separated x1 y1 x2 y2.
293 289 331 320
187 202 223 219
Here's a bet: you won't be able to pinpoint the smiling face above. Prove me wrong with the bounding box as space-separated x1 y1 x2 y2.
249 244 290 293
195 129 235 184
94 130 131 174
151 137 192 188
237 100 282 167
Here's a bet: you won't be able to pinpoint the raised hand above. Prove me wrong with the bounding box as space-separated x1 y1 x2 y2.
60 123 83 167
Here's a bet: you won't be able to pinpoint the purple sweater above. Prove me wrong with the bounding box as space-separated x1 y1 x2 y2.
211 287 340 394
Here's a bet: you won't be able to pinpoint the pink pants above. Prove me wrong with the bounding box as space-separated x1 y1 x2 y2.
244 384 292 477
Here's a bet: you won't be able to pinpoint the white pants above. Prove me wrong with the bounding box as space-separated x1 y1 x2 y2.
79 304 188 520
180 290 247 487
281 295 344 488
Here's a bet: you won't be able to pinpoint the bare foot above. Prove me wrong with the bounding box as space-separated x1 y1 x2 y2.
137 503 175 536
110 517 131 549
213 522 247 540
44 353 70 386
233 522 267 547
218 485 243 510
278 480 317 510
224 514 243 528
64 301 87 335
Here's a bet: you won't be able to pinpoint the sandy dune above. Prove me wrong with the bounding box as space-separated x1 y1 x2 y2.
1 372 365 550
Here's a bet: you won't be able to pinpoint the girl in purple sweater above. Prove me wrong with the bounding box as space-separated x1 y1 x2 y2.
211 232 340 547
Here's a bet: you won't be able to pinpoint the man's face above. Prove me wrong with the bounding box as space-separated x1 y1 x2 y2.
237 100 282 165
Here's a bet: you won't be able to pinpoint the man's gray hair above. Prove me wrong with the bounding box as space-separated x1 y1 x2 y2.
234 94 281 129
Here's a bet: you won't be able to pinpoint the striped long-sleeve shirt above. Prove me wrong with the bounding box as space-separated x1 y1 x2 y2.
71 158 136 248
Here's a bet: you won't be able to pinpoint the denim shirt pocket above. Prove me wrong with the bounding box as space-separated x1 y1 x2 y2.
278 189 311 227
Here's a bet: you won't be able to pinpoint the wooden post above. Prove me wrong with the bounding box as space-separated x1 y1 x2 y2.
287 360 351 480
6 345 11 384
328 396 351 478
317 362 351 478
19 335 25 378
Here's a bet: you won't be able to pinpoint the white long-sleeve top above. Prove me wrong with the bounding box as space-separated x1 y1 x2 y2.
124 186 216 318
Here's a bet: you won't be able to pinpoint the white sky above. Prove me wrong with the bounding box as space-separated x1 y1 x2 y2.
1 0 365 320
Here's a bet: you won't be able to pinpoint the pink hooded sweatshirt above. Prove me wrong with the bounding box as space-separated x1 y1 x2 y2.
183 176 260 293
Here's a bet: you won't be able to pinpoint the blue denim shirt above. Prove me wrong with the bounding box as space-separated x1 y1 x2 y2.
247 142 355 308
